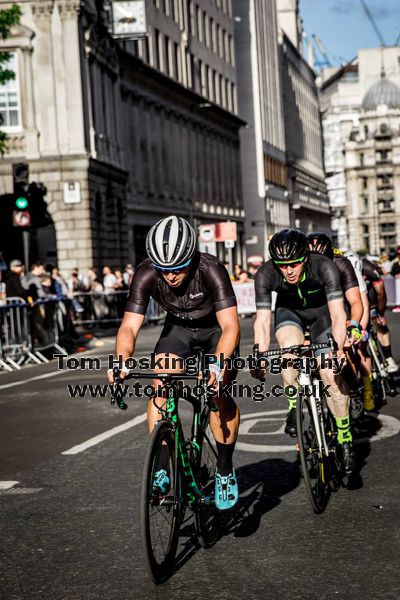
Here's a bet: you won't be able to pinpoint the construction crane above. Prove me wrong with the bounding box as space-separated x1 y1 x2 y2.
312 34 332 68
360 0 386 47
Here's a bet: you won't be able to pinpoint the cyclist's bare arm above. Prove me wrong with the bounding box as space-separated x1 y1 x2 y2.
107 311 145 382
327 298 346 353
344 286 363 326
254 308 271 352
214 306 240 364
360 290 369 330
373 280 387 314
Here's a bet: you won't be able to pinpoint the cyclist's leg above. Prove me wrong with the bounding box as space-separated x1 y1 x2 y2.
201 327 240 509
310 310 354 472
149 321 195 430
275 308 305 435
373 312 398 371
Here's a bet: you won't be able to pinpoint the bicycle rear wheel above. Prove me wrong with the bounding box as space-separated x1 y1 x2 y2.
194 425 221 548
140 421 182 583
296 393 330 514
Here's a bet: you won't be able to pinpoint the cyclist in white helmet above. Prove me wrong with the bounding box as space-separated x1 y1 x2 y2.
108 216 240 510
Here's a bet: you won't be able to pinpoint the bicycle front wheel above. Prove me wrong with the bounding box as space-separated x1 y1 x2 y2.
140 421 182 583
194 424 220 548
296 393 330 514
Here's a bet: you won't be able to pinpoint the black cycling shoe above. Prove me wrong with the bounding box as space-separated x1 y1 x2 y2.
285 408 297 437
341 442 355 475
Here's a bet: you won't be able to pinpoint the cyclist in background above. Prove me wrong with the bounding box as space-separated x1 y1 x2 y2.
362 257 398 373
253 229 354 474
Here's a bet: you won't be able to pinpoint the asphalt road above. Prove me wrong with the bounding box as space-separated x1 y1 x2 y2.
1 317 400 599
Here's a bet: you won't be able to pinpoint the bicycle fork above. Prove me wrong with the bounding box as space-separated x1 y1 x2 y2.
299 371 329 458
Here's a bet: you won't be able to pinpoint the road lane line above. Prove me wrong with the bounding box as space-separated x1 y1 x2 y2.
0 481 19 490
0 371 64 390
0 355 152 392
62 413 147 455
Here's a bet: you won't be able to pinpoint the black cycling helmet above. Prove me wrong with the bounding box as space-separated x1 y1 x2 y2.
269 229 308 263
306 232 334 259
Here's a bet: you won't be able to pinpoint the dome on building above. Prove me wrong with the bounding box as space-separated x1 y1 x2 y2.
362 77 400 111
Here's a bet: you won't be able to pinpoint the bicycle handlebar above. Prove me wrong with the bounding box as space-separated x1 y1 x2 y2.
254 333 338 360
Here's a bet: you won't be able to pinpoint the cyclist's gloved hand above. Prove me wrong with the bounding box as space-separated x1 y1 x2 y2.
208 362 223 388
361 328 369 342
107 365 130 384
346 320 362 345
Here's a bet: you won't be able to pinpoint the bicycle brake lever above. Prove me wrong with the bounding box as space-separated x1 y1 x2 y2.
111 367 128 410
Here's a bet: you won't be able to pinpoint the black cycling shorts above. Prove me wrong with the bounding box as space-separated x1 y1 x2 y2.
154 315 239 363
274 305 332 357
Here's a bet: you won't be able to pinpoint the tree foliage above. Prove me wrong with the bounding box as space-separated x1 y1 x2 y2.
0 4 22 154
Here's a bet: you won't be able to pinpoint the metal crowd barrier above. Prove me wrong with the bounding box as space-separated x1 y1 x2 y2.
0 297 47 370
70 291 165 326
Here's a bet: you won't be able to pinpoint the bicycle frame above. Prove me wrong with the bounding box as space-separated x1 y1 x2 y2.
298 367 330 459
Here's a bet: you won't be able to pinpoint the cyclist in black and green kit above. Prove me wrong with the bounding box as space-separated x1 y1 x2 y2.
252 229 355 474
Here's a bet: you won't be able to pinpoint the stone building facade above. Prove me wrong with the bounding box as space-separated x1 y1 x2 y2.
233 0 289 261
320 47 400 253
279 32 330 233
0 0 245 271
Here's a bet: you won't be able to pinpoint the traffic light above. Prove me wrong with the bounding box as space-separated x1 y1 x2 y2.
13 162 29 216
28 182 52 229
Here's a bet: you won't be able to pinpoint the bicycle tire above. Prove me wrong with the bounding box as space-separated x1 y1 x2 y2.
140 421 182 583
194 424 221 548
296 393 330 514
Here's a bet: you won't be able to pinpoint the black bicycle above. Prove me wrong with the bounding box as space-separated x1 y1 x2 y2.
111 349 220 583
255 335 342 513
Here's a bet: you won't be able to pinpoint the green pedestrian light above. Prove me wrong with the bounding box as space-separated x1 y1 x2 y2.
16 196 29 209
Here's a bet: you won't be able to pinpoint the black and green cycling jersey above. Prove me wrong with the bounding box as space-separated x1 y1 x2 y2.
255 253 344 311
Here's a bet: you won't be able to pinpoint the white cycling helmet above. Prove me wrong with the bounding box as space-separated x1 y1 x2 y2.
344 251 362 273
146 216 196 269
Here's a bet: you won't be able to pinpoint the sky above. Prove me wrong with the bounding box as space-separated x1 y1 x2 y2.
300 0 400 68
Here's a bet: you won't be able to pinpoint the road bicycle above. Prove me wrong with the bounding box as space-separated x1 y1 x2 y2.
254 335 342 514
367 324 397 408
111 349 220 583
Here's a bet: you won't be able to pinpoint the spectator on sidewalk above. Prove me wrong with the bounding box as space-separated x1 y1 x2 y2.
5 260 28 300
102 266 117 294
22 262 46 300
52 267 69 298
233 263 250 284
40 273 57 298
123 263 135 287
379 252 393 275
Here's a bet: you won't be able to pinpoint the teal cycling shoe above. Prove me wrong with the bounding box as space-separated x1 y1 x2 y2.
214 470 239 510
152 469 170 495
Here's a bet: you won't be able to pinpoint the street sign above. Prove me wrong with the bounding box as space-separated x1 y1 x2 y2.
63 182 81 204
224 240 235 249
215 221 237 242
198 224 216 243
12 210 31 227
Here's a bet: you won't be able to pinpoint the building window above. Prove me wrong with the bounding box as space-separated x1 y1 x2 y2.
363 176 368 189
229 35 235 66
0 52 21 130
203 12 210 47
359 153 364 167
164 36 171 75
196 5 203 40
380 222 396 233
362 196 369 213
154 29 161 69
224 31 228 61
380 198 394 213
163 0 170 16
362 224 369 251
364 125 368 138
174 42 180 81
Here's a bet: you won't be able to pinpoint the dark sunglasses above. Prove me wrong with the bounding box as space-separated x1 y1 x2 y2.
154 259 191 275
274 256 306 270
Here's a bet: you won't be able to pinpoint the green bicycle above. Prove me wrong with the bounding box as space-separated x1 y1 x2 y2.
111 349 220 583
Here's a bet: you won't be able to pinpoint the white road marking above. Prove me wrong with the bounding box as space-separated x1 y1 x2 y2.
235 410 400 453
0 355 151 392
62 413 147 455
0 481 19 490
0 371 64 391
